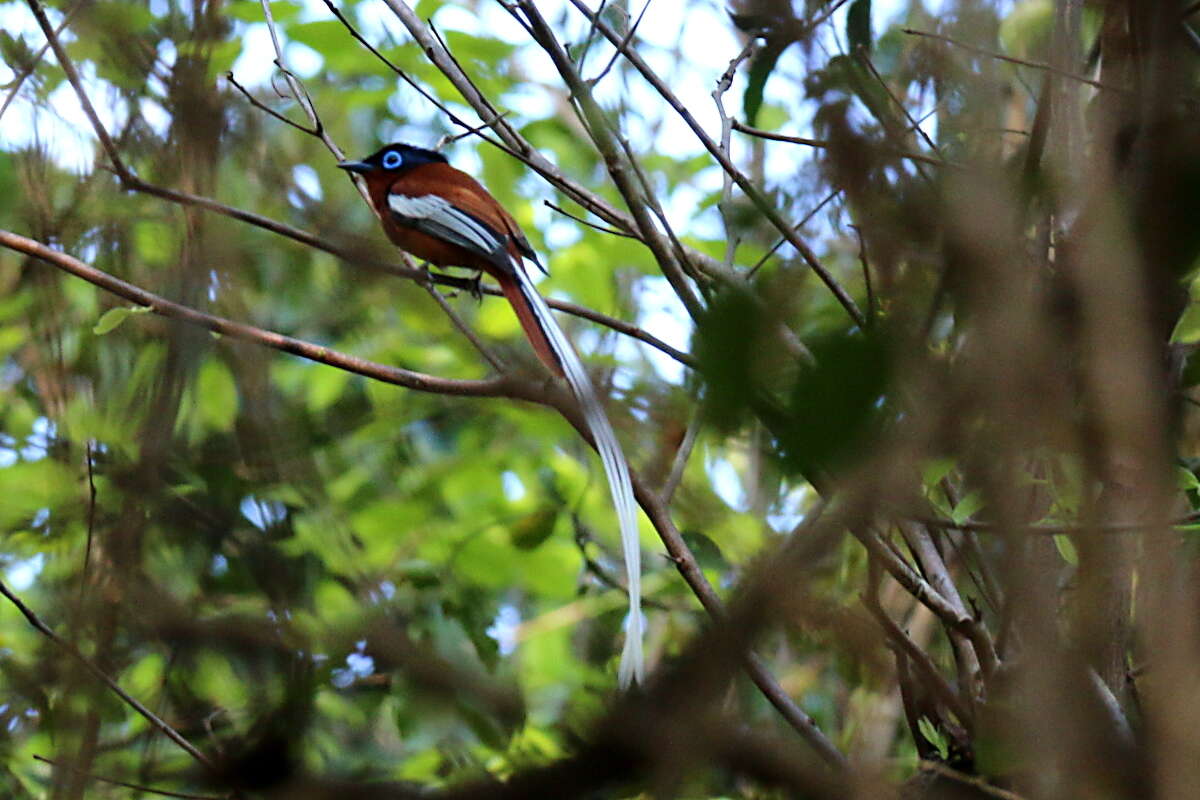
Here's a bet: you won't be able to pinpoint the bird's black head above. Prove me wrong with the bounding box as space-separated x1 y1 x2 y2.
337 143 448 175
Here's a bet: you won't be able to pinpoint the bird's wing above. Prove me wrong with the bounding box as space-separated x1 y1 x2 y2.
387 191 511 270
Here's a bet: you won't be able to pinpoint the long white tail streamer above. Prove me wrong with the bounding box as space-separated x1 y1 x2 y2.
512 262 644 687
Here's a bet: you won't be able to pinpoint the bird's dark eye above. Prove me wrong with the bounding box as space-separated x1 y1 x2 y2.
381 150 404 169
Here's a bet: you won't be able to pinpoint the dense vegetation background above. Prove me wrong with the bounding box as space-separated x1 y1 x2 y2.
3 0 1200 797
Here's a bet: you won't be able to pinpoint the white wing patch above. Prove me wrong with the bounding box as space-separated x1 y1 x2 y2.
387 193 501 255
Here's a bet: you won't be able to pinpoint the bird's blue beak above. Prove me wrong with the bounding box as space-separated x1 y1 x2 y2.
337 160 373 174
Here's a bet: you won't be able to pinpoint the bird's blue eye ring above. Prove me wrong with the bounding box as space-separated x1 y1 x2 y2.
381 150 404 169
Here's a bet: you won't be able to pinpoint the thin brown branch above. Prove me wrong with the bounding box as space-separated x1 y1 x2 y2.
0 0 85 123
544 199 637 239
564 0 866 328
916 512 1200 533
436 111 511 147
747 189 839 278
588 0 653 86
225 71 317 135
917 760 1028 800
849 224 875 323
625 470 848 767
420 278 507 372
898 522 988 695
24 0 130 180
0 229 524 400
854 46 942 158
732 120 951 168
861 593 970 727
0 579 218 773
513 0 706 321
31 755 224 800
851 525 998 680
661 407 701 504
903 27 1123 93
116 176 693 368
714 41 757 270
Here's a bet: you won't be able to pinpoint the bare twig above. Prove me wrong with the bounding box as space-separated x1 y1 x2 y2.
854 46 942 159
903 27 1123 93
24 0 130 180
564 0 866 327
0 579 217 773
512 0 706 321
915 511 1200 534
747 189 840 278
849 224 875 323
851 525 998 680
588 0 653 86
31 755 224 800
0 0 85 123
622 466 847 767
898 522 989 696
661 405 702 504
0 230 525 400
862 593 970 727
225 72 317 135
917 760 1028 800
420 278 507 372
713 41 757 270
543 200 638 239
732 120 952 168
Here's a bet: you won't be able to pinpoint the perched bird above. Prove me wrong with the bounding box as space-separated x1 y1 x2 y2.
338 144 644 686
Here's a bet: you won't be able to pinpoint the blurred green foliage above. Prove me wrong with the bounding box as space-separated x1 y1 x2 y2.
0 0 1100 796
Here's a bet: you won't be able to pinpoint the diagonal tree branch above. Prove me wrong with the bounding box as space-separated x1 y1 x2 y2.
563 0 866 328
0 229 526 400
0 579 219 776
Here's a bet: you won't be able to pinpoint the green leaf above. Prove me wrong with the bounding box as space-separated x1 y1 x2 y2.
1170 303 1200 344
998 0 1054 60
196 358 239 432
307 367 351 413
950 491 983 525
0 31 33 73
743 40 786 127
0 460 77 530
1053 534 1078 566
93 305 150 335
226 0 303 22
1177 466 1200 492
917 716 950 759
681 530 728 571
846 0 873 53
780 328 891 477
921 458 955 490
510 505 559 550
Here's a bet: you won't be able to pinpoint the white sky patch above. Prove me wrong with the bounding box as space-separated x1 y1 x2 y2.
766 484 815 533
487 602 521 656
705 452 747 511
501 470 526 501
292 163 322 199
228 23 279 86
240 495 288 530
5 553 45 591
